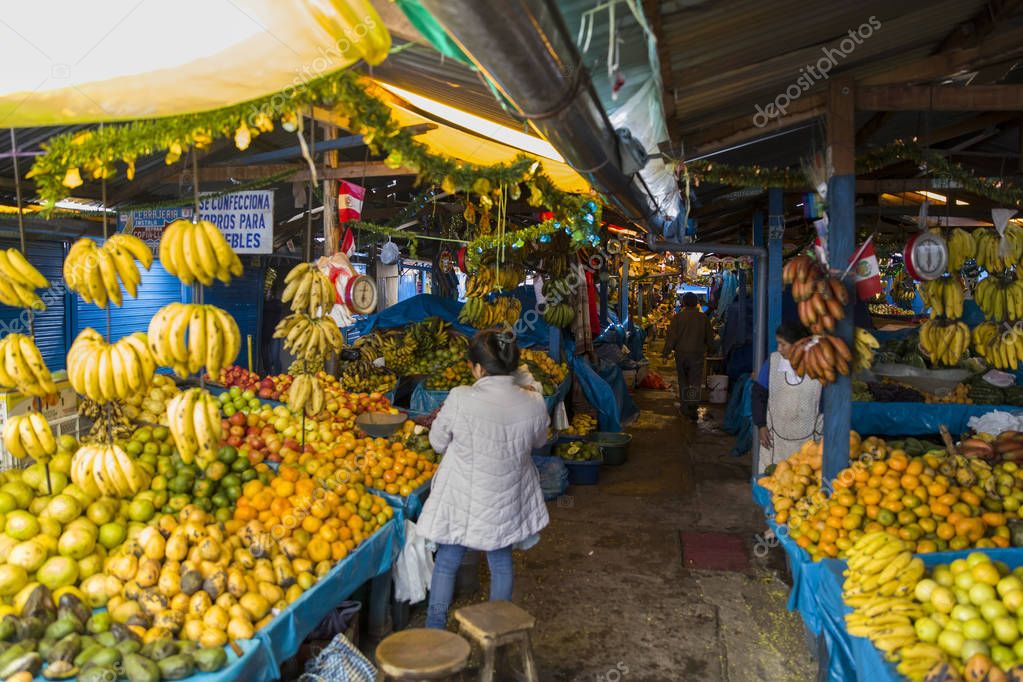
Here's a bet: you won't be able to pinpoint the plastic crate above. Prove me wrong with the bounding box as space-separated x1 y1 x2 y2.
564 459 600 485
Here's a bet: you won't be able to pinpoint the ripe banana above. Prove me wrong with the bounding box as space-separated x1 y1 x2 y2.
2 411 56 460
158 219 243 286
64 234 152 308
147 303 240 377
71 442 151 498
286 372 325 416
947 227 976 271
784 255 849 334
0 248 47 310
919 319 970 367
975 225 1023 272
788 334 852 386
166 388 221 467
67 328 156 402
282 262 335 317
853 327 879 372
273 313 344 360
920 275 964 319
0 333 57 397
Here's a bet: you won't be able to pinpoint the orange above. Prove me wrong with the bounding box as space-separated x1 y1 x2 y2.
888 454 909 472
235 506 257 522
280 466 301 482
295 479 316 497
347 515 364 531
916 539 938 554
961 490 982 507
243 480 264 498
860 489 881 505
993 536 1011 548
982 512 1006 528
302 516 322 534
307 537 331 563
905 459 924 476
870 461 888 477
900 474 919 491
331 542 349 561
251 490 274 512
270 497 292 518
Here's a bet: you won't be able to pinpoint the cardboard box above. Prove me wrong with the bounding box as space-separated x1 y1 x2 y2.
0 374 78 426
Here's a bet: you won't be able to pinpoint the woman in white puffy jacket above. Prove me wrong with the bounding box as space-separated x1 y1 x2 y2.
418 329 551 629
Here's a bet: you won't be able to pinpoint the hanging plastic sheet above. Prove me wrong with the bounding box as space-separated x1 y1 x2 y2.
851 401 1021 436
256 514 404 671
409 382 449 414
723 374 752 456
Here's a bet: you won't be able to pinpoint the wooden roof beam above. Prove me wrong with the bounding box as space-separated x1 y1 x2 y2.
171 161 415 184
937 0 1023 53
857 84 1023 110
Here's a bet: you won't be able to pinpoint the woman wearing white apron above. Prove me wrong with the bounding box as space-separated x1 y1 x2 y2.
752 321 823 474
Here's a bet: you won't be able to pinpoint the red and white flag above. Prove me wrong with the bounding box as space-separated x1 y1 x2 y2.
338 181 365 256
850 239 882 301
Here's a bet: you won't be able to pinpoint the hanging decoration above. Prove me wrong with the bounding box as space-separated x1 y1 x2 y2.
29 70 596 226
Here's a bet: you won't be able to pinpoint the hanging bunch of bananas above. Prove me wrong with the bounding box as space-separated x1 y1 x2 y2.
273 313 344 360
540 275 576 328
78 399 135 443
465 262 525 296
789 335 852 385
159 218 243 285
289 357 325 376
973 321 1023 370
282 262 336 317
166 388 222 466
459 296 522 328
0 248 48 310
286 373 324 416
0 333 57 397
71 442 152 499
946 227 976 271
341 358 398 394
147 302 241 377
64 234 152 307
542 302 575 328
67 328 156 403
853 327 879 372
919 319 970 366
975 225 1023 272
783 254 849 334
2 412 56 460
890 267 917 302
974 273 1023 321
841 532 932 679
919 275 964 318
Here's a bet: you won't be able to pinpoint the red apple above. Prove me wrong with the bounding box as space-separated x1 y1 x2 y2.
228 412 247 427
226 434 243 447
229 425 245 437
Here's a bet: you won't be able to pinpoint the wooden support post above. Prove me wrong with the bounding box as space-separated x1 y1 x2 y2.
823 78 856 483
767 188 784 352
322 125 339 257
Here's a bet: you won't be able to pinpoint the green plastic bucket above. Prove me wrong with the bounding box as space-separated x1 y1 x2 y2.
590 432 632 466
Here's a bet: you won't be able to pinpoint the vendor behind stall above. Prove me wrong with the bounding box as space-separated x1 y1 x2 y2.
752 321 823 473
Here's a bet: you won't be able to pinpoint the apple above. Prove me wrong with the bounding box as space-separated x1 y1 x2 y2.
229 425 245 437
228 412 247 427
226 435 243 447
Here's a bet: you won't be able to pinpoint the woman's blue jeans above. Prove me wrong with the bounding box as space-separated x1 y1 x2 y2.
426 544 513 629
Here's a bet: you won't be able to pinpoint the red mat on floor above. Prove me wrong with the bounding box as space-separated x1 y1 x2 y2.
680 531 749 572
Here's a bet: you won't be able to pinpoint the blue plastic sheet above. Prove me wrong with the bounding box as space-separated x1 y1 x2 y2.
370 480 431 520
817 548 1023 682
410 382 449 414
724 374 752 456
545 376 571 414
852 401 1022 436
256 514 404 671
594 361 640 429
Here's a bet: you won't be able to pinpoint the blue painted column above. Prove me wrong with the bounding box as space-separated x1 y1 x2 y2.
823 176 855 481
767 188 784 352
752 211 765 360
599 272 609 329
620 258 629 322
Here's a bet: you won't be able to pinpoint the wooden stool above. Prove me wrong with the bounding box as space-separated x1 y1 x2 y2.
375 628 471 681
454 601 539 682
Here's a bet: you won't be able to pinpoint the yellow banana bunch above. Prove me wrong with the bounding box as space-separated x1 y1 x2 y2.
918 319 969 367
64 234 152 308
71 442 151 499
281 262 335 317
975 225 1023 272
975 275 1023 321
166 388 222 466
973 321 1023 371
853 327 879 372
147 303 241 378
2 412 56 460
0 248 48 310
0 333 57 397
286 373 324 416
67 328 156 403
273 313 344 360
946 227 976 271
920 276 964 319
159 219 243 286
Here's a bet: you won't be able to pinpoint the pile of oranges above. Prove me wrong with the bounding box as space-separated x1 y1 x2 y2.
767 434 1020 561
283 432 438 498
227 464 393 564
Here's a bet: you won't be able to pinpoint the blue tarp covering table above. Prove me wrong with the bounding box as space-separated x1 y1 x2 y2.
816 548 1023 681
370 480 431 520
752 478 828 635
255 513 405 671
411 376 572 417
852 401 1022 436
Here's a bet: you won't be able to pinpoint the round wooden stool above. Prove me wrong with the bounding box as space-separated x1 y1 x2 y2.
375 628 471 681
454 601 539 682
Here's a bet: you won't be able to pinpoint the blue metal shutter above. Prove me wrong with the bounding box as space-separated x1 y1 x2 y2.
199 259 265 368
74 259 186 343
0 240 68 372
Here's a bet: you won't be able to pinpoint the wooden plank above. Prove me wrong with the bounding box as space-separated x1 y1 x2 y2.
936 0 1023 52
827 78 856 175
857 84 1023 111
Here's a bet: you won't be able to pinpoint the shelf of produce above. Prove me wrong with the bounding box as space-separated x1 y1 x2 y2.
852 401 1020 436
369 480 432 520
816 548 1023 682
254 513 405 671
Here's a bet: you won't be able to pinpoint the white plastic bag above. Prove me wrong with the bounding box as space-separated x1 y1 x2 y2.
553 401 570 431
393 520 435 604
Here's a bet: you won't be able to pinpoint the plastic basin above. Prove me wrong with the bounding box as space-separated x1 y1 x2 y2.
355 412 406 438
563 460 600 485
589 431 632 466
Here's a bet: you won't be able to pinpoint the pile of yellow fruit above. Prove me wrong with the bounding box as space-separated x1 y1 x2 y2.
762 433 1021 561
296 435 437 498
563 414 597 437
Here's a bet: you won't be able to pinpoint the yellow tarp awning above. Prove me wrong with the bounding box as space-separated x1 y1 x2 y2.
0 0 390 127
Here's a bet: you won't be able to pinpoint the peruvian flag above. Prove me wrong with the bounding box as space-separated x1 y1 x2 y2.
850 237 882 301
338 181 365 257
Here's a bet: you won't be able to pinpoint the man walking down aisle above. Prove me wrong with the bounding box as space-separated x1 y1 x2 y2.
661 292 716 419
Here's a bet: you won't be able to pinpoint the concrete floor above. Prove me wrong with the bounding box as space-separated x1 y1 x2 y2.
406 353 817 682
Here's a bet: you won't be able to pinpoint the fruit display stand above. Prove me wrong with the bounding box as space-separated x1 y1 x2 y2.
368 480 432 521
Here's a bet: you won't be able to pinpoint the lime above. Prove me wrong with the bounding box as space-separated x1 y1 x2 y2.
97 523 126 550
127 499 156 523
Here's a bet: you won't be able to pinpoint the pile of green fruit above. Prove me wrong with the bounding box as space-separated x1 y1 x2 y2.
354 318 468 377
554 441 601 462
0 584 227 680
424 361 475 391
216 387 265 416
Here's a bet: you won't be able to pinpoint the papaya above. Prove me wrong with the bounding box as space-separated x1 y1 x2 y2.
73 643 104 668
78 665 117 682
179 570 202 596
194 646 227 673
965 654 995 682
87 646 121 668
41 660 79 679
114 638 141 657
0 652 41 678
44 618 80 641
157 653 195 680
123 653 160 682
94 631 117 648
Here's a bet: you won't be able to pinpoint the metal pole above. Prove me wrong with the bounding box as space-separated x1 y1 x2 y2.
767 188 784 352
